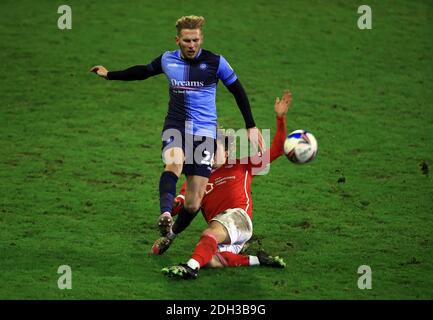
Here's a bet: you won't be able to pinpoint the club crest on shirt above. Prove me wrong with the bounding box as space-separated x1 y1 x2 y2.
205 183 214 194
199 63 207 70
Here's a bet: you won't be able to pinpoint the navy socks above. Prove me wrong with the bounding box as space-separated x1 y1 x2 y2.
159 171 178 214
172 206 199 235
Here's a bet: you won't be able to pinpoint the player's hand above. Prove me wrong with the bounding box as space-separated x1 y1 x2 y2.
274 90 291 117
247 127 266 154
90 65 108 79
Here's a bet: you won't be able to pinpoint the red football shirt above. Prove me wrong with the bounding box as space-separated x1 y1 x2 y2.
177 115 286 222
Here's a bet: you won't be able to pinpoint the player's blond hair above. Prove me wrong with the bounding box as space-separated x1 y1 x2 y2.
175 15 205 35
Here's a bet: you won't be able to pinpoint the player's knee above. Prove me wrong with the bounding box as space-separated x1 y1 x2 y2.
164 164 182 177
201 228 216 238
184 201 200 214
201 227 227 244
184 191 205 213
203 221 230 244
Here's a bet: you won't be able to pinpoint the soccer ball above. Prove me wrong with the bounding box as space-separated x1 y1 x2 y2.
284 129 318 164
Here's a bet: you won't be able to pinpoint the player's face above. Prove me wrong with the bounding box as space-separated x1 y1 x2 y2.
176 29 203 60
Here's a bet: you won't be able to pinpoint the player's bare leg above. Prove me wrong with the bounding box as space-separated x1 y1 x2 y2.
184 175 208 212
153 173 209 255
170 174 208 235
206 255 225 268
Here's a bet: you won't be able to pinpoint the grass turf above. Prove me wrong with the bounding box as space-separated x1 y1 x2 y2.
0 0 432 299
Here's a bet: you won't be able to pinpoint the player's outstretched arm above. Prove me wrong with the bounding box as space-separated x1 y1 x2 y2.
247 90 291 171
274 90 291 118
268 90 291 161
247 90 291 162
226 79 266 154
90 65 157 81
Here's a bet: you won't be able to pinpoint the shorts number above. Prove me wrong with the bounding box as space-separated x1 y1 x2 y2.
201 151 213 166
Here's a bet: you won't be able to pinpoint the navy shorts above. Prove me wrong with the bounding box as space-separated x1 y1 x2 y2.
161 121 216 178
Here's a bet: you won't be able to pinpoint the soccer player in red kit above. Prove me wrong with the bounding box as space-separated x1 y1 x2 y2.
155 90 292 279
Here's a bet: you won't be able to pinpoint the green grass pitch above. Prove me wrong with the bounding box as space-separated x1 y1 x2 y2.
1 0 432 299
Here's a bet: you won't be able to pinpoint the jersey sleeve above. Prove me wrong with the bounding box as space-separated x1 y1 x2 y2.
217 55 238 86
268 115 286 162
246 115 286 173
146 54 163 76
107 54 163 80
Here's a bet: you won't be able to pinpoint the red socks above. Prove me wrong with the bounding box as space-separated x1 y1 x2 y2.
191 234 218 268
190 234 251 268
216 251 249 267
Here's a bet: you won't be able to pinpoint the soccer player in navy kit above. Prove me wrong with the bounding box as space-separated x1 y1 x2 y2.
90 16 264 244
